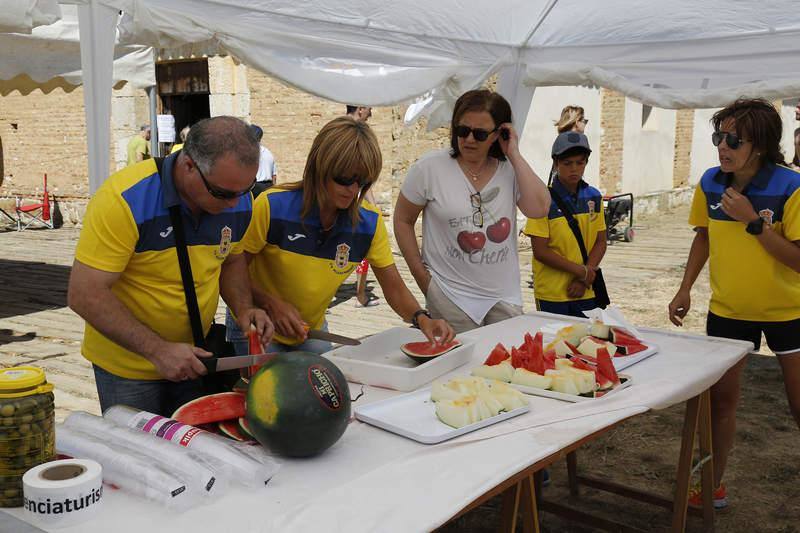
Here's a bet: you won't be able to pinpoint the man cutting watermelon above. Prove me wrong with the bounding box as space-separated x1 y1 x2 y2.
226 116 455 356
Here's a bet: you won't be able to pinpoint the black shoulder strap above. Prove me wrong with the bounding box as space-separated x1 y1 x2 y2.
155 157 207 348
549 186 589 264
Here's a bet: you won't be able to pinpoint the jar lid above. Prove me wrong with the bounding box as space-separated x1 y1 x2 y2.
0 367 53 398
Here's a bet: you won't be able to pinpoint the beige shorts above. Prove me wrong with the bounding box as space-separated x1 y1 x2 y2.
425 279 523 334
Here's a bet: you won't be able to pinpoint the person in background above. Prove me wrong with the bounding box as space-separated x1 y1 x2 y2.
394 89 550 333
525 132 606 317
227 116 454 355
668 98 800 509
346 105 380 307
170 125 191 154
250 125 278 198
555 105 588 135
69 116 273 416
126 124 150 166
791 127 800 171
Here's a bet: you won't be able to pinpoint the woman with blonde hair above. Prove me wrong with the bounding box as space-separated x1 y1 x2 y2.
555 105 588 134
227 116 454 354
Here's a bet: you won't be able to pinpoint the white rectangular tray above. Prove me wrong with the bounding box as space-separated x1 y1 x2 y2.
324 327 474 392
354 387 530 444
510 374 633 403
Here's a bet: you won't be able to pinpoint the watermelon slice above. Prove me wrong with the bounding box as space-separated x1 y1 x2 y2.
596 347 621 390
610 327 642 345
510 346 525 369
218 418 249 441
569 357 595 373
484 343 511 366
401 339 462 364
172 392 246 425
615 343 647 356
247 327 265 376
238 417 254 440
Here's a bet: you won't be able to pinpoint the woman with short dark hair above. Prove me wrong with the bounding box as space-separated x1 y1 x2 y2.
668 98 800 508
394 90 550 332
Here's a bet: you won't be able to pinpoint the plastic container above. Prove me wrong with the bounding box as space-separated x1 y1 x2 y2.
0 366 55 507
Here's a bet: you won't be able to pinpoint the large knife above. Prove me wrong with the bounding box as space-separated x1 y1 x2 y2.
305 328 361 346
201 353 275 374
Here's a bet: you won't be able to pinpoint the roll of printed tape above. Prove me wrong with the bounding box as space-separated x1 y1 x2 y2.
22 459 103 528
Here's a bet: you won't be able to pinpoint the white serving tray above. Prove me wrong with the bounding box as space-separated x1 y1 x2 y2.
354 387 530 444
539 321 659 372
324 327 474 392
510 374 633 403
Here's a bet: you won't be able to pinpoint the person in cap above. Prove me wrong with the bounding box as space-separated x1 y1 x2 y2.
523 131 606 317
395 89 550 333
668 98 800 509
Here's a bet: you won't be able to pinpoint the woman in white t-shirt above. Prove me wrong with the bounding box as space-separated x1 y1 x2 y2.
394 90 550 332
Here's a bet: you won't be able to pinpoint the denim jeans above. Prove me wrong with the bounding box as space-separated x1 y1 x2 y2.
225 309 332 355
92 364 204 416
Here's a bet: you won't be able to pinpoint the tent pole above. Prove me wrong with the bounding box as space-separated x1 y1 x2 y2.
148 85 159 157
77 0 117 195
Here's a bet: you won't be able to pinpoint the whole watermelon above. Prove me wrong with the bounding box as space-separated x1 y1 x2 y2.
246 351 351 457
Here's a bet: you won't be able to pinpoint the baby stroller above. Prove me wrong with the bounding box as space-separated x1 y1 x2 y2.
603 193 634 244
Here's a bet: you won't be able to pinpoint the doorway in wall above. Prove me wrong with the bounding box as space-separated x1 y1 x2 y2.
155 59 210 154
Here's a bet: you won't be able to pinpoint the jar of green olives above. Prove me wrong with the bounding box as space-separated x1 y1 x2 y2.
0 366 55 507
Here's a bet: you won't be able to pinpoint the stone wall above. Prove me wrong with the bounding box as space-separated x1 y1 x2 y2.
672 109 694 188
598 89 625 193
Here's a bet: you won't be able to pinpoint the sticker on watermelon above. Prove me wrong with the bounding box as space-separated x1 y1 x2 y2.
401 339 462 364
484 343 511 366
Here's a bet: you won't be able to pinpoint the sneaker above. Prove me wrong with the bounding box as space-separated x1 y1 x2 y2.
354 298 380 308
688 482 727 509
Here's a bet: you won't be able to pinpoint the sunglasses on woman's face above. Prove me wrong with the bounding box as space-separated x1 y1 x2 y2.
332 175 370 188
712 131 751 150
455 125 498 142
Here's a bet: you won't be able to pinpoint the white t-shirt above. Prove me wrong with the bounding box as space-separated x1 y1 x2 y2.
256 145 277 182
401 149 522 323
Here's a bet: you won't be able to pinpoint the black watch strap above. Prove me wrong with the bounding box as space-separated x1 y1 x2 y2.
746 217 764 235
411 309 432 329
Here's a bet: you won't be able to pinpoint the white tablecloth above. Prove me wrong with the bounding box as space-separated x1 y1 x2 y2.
9 313 751 533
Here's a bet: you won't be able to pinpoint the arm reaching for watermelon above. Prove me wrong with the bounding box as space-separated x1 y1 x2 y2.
372 263 455 344
669 228 709 326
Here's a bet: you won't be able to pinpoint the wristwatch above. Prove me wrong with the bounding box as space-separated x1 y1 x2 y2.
411 309 432 329
746 217 764 235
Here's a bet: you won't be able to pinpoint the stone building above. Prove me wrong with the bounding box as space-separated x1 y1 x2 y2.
1 56 797 225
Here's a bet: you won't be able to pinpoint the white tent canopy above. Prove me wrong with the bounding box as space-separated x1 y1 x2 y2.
75 0 800 191
0 0 61 33
0 4 154 96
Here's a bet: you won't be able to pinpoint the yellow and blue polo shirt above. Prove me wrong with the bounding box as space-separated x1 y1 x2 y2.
242 188 394 345
689 163 800 322
75 153 252 380
523 179 606 302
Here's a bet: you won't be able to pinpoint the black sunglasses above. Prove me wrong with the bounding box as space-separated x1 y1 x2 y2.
455 125 498 142
193 159 255 200
332 175 370 189
470 192 483 228
712 131 751 150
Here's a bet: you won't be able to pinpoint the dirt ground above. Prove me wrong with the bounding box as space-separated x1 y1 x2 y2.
441 208 800 533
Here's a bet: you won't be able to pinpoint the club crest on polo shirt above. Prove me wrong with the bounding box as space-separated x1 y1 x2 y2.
758 208 774 226
587 200 597 220
334 243 350 269
215 226 233 260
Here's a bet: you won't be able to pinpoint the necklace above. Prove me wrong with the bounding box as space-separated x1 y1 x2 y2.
461 158 489 182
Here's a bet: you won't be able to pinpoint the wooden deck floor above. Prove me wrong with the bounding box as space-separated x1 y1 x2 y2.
0 205 707 419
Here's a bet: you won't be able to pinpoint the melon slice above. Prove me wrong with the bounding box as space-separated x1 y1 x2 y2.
554 323 590 345
172 392 246 426
567 368 597 395
477 390 504 417
546 370 581 396
472 361 514 382
590 321 612 340
551 339 578 357
511 368 552 390
435 397 477 428
401 339 462 364
577 337 618 358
